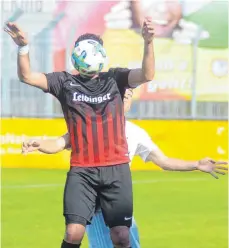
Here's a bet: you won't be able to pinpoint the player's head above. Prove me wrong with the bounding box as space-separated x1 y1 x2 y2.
71 33 106 79
124 89 134 113
75 33 103 46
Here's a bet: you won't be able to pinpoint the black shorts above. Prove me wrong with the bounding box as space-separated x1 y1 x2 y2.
63 163 133 228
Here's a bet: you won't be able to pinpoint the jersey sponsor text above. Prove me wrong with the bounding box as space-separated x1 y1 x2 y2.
73 92 111 104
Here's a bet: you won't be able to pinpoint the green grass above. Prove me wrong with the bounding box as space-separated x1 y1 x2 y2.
1 169 228 248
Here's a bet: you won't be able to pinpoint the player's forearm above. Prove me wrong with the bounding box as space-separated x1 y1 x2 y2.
17 49 32 83
159 158 198 171
38 139 65 154
17 48 48 90
142 40 155 82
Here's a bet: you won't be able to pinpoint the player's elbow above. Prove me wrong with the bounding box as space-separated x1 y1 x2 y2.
155 162 169 170
160 165 171 171
146 71 155 81
142 71 155 82
155 159 172 171
147 153 170 170
18 73 30 84
17 67 32 84
56 138 67 151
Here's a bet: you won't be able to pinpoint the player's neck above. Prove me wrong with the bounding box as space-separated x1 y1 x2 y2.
91 75 98 80
83 74 99 81
71 71 98 80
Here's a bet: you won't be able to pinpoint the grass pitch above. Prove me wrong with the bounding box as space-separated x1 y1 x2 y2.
1 168 228 248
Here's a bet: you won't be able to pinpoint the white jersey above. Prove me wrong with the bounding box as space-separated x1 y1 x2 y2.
125 121 159 164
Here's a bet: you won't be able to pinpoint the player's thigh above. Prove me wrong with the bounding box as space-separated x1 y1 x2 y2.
100 163 133 228
86 211 113 248
64 167 97 225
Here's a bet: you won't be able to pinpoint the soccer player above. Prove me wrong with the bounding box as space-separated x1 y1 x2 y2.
4 17 155 248
22 89 227 248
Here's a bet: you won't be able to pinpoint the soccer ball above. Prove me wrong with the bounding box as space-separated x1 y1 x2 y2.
71 39 107 77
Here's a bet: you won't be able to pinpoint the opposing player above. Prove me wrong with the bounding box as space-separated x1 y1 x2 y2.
4 17 155 248
22 89 227 248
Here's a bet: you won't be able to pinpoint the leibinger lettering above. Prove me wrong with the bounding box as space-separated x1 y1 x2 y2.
73 92 111 103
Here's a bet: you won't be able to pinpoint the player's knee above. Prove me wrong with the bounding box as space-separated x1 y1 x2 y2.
110 226 130 248
64 224 85 244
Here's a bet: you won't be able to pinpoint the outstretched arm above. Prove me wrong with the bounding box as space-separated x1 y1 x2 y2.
134 126 227 179
4 22 48 90
128 17 155 87
22 133 70 154
147 150 227 179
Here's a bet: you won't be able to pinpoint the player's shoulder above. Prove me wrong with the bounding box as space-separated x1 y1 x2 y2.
99 68 116 77
51 71 72 81
108 67 130 74
101 67 130 75
50 71 90 88
98 68 122 82
64 72 90 84
126 121 147 136
44 71 72 87
54 71 69 76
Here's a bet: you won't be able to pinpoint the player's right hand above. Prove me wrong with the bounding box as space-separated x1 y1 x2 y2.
22 140 40 155
197 158 228 179
142 17 154 44
4 22 28 46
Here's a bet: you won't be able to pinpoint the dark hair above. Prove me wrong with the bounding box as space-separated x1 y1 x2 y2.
75 33 103 46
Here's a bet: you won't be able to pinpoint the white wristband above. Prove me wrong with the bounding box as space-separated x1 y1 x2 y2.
18 45 29 55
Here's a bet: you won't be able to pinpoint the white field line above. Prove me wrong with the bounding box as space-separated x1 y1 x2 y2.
1 178 208 189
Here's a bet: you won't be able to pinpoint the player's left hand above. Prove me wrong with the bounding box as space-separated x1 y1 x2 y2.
142 17 154 44
4 22 28 46
22 139 40 155
197 158 228 179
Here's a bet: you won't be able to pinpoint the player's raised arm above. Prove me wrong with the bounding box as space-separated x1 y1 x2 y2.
128 17 155 87
22 133 70 154
4 22 48 91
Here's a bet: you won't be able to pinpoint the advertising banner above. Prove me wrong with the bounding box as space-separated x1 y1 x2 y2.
1 119 227 170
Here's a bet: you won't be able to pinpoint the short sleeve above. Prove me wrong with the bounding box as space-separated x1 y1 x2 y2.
111 68 131 97
44 71 66 100
136 130 160 162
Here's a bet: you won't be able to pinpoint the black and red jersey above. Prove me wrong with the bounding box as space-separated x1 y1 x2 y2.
45 68 132 167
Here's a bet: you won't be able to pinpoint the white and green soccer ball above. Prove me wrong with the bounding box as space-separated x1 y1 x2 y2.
71 39 107 77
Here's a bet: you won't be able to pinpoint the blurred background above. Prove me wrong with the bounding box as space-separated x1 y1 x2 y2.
1 1 228 248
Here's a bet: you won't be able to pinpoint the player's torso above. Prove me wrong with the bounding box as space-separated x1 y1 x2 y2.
60 72 129 167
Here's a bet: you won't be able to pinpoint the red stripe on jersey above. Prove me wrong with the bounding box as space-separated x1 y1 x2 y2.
76 117 84 164
85 114 94 164
96 114 105 163
107 109 115 161
116 101 122 147
68 116 78 162
121 113 126 141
